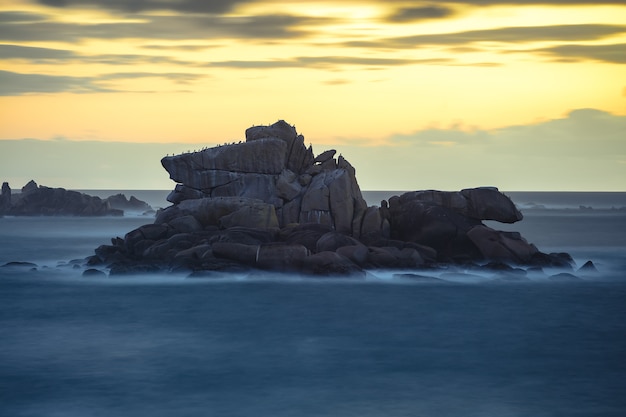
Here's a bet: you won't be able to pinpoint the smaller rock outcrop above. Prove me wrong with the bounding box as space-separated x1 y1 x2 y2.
105 194 152 213
2 180 122 216
0 180 151 216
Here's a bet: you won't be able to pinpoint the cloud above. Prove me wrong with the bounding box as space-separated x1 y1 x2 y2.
0 11 330 42
98 72 206 84
386 6 455 23
0 44 76 61
0 70 113 95
339 108 626 190
205 56 451 69
343 24 626 49
0 70 204 95
35 0 248 14
534 43 626 64
386 108 626 156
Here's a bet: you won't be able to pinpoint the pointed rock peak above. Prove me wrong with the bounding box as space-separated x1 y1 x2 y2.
22 180 38 193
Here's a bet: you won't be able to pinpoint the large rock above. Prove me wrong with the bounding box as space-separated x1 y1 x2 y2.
156 196 279 229
388 200 482 261
245 120 314 174
396 187 522 223
161 138 288 187
467 225 539 264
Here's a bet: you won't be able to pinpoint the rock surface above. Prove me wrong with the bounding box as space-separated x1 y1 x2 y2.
87 120 574 277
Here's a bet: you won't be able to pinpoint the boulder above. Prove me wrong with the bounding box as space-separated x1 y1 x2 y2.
156 197 278 229
315 231 362 253
256 244 310 270
395 187 522 223
279 223 334 252
302 251 364 276
388 200 482 261
168 215 203 234
467 225 539 264
211 242 259 266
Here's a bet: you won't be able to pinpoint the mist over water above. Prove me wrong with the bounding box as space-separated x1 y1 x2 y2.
1 192 625 416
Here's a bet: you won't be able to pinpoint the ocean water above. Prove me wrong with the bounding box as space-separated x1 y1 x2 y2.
1 192 625 417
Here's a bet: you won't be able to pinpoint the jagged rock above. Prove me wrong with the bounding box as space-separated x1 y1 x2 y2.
245 120 314 174
106 194 152 212
22 180 38 194
276 169 302 201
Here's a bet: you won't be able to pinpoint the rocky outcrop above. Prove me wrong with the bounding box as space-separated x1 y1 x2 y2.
88 120 573 276
160 120 367 237
2 180 123 216
105 194 152 213
0 180 152 216
0 182 10 213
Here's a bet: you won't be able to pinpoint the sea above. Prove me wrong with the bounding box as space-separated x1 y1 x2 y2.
1 191 625 417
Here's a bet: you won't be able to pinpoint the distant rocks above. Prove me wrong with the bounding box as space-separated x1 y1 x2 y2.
87 120 576 277
0 180 152 217
105 194 153 213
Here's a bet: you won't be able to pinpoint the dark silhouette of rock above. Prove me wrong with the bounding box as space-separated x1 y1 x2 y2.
105 194 152 212
87 120 576 276
82 268 106 277
4 180 122 216
578 260 598 273
0 182 11 213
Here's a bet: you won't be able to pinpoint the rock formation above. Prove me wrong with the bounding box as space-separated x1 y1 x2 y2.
88 120 573 276
0 182 11 213
0 180 152 216
105 194 153 213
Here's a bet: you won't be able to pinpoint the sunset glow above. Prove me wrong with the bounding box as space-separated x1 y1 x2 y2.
1 0 625 190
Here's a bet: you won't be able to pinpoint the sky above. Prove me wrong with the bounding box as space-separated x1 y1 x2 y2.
0 0 625 191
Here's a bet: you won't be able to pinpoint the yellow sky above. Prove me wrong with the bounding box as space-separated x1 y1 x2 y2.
0 0 625 190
